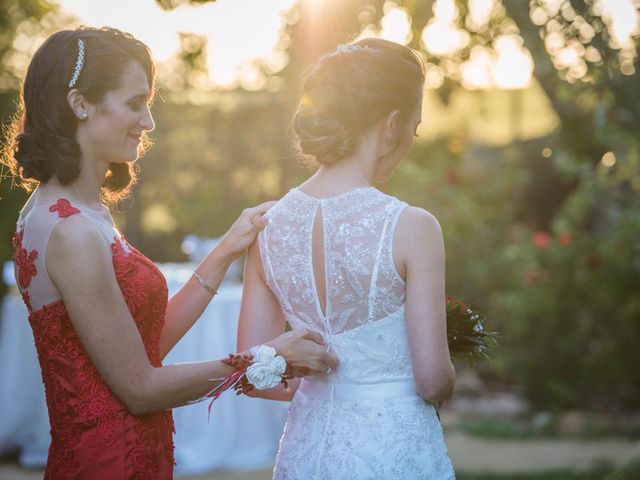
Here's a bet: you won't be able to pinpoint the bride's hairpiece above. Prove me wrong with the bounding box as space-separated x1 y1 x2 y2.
330 43 374 56
68 39 86 88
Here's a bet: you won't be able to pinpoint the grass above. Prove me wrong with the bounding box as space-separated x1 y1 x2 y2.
457 462 640 480
455 413 638 440
457 472 606 480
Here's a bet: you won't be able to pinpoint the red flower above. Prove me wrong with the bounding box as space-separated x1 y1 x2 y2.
445 167 460 186
522 270 545 285
21 290 33 311
49 198 80 218
558 232 573 246
446 295 469 314
587 253 602 269
532 231 551 249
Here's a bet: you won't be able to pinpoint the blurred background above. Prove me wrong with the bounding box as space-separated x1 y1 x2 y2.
1 0 639 479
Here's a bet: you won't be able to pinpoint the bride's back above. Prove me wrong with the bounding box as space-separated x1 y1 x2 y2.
252 38 455 479
258 186 406 337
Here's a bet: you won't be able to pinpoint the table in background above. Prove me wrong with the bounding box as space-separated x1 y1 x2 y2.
0 263 288 474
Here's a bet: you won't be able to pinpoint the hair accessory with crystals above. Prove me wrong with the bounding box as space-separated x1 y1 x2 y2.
331 43 374 56
68 39 85 88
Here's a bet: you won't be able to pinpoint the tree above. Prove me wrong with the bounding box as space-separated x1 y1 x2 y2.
0 0 65 297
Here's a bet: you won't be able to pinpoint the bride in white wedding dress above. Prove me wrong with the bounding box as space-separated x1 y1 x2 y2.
237 38 456 479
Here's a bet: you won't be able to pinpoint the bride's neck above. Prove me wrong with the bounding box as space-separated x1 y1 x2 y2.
303 152 376 196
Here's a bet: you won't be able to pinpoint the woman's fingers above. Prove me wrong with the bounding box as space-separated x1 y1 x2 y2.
269 328 339 377
292 341 339 376
299 329 325 345
323 349 339 369
252 214 269 230
247 201 276 225
219 201 276 258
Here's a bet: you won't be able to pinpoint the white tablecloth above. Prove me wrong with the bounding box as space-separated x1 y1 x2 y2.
0 263 288 474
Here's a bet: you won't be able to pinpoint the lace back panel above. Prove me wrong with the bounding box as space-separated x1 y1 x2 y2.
259 187 407 335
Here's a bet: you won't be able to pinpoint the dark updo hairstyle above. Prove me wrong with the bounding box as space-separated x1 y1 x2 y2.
292 38 425 166
1 26 155 204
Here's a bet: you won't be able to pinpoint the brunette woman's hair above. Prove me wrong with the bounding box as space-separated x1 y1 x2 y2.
292 38 424 166
1 26 155 203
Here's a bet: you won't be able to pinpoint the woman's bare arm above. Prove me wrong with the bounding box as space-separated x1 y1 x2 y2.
394 206 455 404
160 202 273 358
236 240 303 401
47 214 330 415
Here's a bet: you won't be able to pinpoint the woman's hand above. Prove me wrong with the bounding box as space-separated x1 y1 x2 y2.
266 329 339 377
216 201 276 262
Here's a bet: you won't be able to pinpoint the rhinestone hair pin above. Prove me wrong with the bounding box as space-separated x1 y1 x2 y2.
68 39 85 88
331 43 373 56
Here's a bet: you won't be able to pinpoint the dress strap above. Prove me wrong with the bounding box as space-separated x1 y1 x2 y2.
367 208 393 323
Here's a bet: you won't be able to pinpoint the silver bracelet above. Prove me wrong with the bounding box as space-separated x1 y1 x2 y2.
193 271 218 296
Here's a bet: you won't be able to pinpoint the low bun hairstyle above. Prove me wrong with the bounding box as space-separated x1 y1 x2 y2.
1 26 155 204
292 38 425 166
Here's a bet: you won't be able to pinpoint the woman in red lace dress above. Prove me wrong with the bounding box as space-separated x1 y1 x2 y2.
1 27 337 480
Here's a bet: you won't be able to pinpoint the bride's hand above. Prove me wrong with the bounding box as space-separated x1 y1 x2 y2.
216 201 276 262
266 329 339 377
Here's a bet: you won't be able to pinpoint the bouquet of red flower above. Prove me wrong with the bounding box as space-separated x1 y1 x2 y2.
446 295 498 363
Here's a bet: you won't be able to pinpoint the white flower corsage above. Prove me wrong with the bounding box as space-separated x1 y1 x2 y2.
247 345 288 390
200 345 292 418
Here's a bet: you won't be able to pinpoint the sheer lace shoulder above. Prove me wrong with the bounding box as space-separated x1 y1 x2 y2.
258 186 407 335
14 198 125 312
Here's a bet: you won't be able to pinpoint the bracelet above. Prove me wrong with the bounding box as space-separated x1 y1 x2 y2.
193 270 217 296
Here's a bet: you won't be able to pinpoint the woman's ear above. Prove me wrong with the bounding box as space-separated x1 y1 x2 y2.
383 109 401 142
67 89 89 120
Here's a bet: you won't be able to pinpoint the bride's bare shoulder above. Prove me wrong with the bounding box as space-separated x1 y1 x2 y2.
397 205 442 236
394 205 444 258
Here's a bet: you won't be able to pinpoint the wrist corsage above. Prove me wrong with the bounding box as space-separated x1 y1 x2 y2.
203 345 293 417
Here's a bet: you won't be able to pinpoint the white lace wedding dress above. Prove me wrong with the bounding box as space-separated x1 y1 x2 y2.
258 186 455 479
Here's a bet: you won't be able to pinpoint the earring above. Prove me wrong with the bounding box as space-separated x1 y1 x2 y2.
81 113 88 120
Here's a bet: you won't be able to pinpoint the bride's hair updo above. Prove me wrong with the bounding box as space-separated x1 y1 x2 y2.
292 38 425 166
1 26 155 203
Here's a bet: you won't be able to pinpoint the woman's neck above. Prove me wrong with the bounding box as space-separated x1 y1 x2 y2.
300 151 378 197
38 157 110 207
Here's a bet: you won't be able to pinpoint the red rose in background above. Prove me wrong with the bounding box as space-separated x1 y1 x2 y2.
558 232 573 246
532 231 551 249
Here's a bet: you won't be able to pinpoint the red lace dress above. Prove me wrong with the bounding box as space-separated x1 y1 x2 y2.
12 198 175 480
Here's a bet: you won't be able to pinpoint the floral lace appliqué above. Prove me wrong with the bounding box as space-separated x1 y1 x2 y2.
49 198 81 218
261 187 455 479
14 204 174 479
12 228 38 290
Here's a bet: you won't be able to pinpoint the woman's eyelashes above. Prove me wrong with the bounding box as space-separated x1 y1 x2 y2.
127 95 150 112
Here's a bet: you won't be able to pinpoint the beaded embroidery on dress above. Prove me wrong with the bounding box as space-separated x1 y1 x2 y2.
259 187 455 479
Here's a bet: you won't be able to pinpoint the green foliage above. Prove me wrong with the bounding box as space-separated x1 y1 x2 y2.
456 471 613 480
387 117 640 409
0 0 637 413
0 0 60 297
494 150 640 409
124 92 309 260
